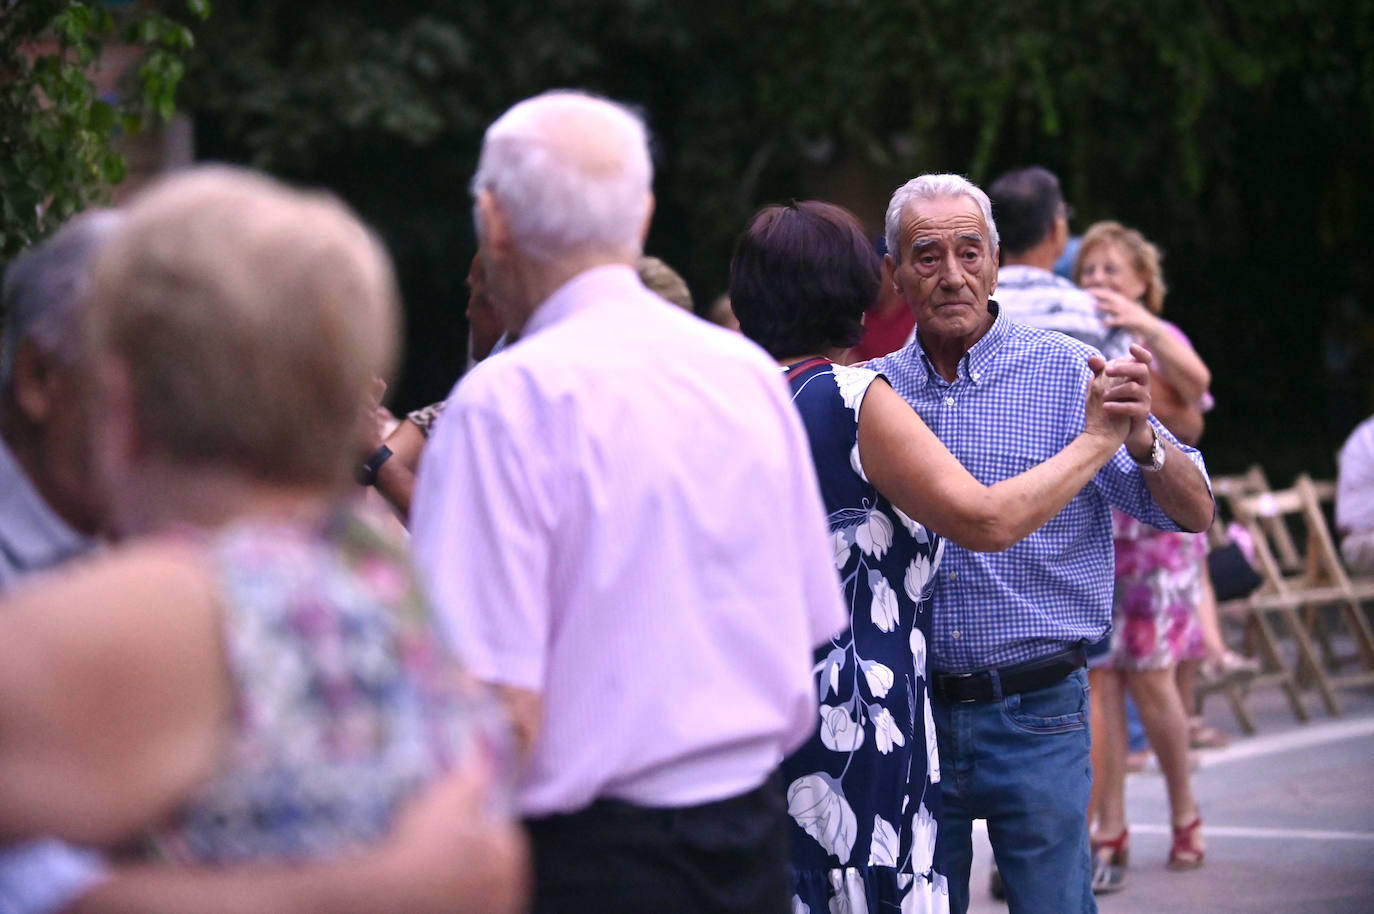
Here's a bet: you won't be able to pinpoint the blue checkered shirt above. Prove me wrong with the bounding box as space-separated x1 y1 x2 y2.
869 304 1211 673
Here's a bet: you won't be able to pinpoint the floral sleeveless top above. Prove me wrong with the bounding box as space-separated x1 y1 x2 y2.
148 505 505 864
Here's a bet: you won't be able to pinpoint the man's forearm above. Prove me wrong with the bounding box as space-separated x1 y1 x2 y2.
1142 441 1215 533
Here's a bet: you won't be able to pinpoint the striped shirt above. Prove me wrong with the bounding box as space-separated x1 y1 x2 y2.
869 304 1210 672
995 264 1134 360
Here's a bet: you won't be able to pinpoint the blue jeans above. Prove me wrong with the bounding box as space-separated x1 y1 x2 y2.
932 667 1095 914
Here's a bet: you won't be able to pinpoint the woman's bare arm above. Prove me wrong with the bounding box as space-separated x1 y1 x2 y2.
857 363 1127 552
0 545 228 846
373 418 429 522
67 761 529 914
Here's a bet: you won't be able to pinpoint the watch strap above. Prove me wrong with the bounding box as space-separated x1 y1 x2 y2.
357 444 394 486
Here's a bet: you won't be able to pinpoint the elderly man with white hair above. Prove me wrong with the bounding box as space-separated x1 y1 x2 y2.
410 91 845 914
868 174 1214 914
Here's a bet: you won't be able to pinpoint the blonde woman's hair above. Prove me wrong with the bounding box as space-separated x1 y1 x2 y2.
1074 220 1168 315
85 166 401 486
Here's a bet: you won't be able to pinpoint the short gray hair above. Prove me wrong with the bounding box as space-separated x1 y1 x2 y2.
86 166 400 486
471 90 653 262
1 210 125 386
884 174 999 264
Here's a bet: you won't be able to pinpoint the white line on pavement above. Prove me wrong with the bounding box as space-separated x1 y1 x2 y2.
1196 715 1374 767
972 820 1374 842
1126 823 1374 842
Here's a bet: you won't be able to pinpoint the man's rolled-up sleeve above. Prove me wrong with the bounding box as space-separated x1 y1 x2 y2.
1094 416 1212 531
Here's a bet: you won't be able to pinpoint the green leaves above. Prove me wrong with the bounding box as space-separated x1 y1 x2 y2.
1 1 206 257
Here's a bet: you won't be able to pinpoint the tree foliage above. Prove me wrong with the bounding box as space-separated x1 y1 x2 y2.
0 0 209 258
179 0 1374 472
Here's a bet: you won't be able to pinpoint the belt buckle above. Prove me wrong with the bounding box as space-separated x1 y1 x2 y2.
947 671 982 704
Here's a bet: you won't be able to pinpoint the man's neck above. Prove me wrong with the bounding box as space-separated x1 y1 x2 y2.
506 250 634 336
918 313 995 383
1002 239 1060 273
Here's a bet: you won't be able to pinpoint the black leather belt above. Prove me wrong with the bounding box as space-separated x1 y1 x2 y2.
932 644 1086 704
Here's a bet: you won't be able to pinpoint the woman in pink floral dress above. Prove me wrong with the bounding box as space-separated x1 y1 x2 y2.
1075 221 1212 889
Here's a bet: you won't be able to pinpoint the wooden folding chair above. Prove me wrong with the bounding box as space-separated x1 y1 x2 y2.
1218 475 1374 723
1287 476 1374 682
1210 464 1304 571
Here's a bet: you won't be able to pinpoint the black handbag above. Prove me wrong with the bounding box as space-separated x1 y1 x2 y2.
1208 541 1263 601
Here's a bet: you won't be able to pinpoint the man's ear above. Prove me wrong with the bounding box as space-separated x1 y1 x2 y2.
476 191 514 259
11 342 57 424
884 252 900 293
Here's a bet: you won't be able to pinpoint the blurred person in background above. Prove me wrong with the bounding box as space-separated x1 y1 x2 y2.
848 239 916 362
704 292 742 332
729 199 1134 913
987 167 1133 361
1074 220 1216 889
362 251 693 521
1337 414 1374 574
411 91 845 914
0 168 525 914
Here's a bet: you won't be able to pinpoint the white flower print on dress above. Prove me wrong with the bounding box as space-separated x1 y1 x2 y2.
819 704 865 752
815 645 846 700
827 868 869 914
831 528 851 571
872 706 906 754
910 625 926 674
901 870 951 914
860 659 895 699
904 554 933 604
891 504 930 543
849 443 869 484
833 364 878 414
788 773 858 859
868 814 900 867
870 574 899 632
924 697 940 784
856 509 894 560
910 800 938 878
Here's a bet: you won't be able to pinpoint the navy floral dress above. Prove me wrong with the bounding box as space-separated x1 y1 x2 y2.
782 361 949 914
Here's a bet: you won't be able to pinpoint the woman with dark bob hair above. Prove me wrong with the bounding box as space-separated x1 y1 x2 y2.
730 200 1134 914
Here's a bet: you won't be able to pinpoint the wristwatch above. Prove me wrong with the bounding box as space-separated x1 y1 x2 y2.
357 444 394 486
1132 426 1166 473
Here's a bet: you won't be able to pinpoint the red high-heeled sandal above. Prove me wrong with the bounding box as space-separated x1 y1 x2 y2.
1091 828 1129 894
1168 816 1205 870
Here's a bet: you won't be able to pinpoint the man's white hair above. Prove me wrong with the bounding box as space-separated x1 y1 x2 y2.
884 173 999 263
471 90 653 262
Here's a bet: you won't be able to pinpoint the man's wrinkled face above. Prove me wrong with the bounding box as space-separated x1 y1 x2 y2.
888 194 998 343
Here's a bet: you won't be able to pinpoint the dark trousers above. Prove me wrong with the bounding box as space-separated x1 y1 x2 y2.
524 777 790 914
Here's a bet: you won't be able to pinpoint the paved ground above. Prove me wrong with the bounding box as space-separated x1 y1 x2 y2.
966 676 1374 913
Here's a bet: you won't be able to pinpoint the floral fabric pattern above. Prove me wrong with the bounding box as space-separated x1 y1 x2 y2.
1108 509 1208 670
782 362 949 914
147 505 505 864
